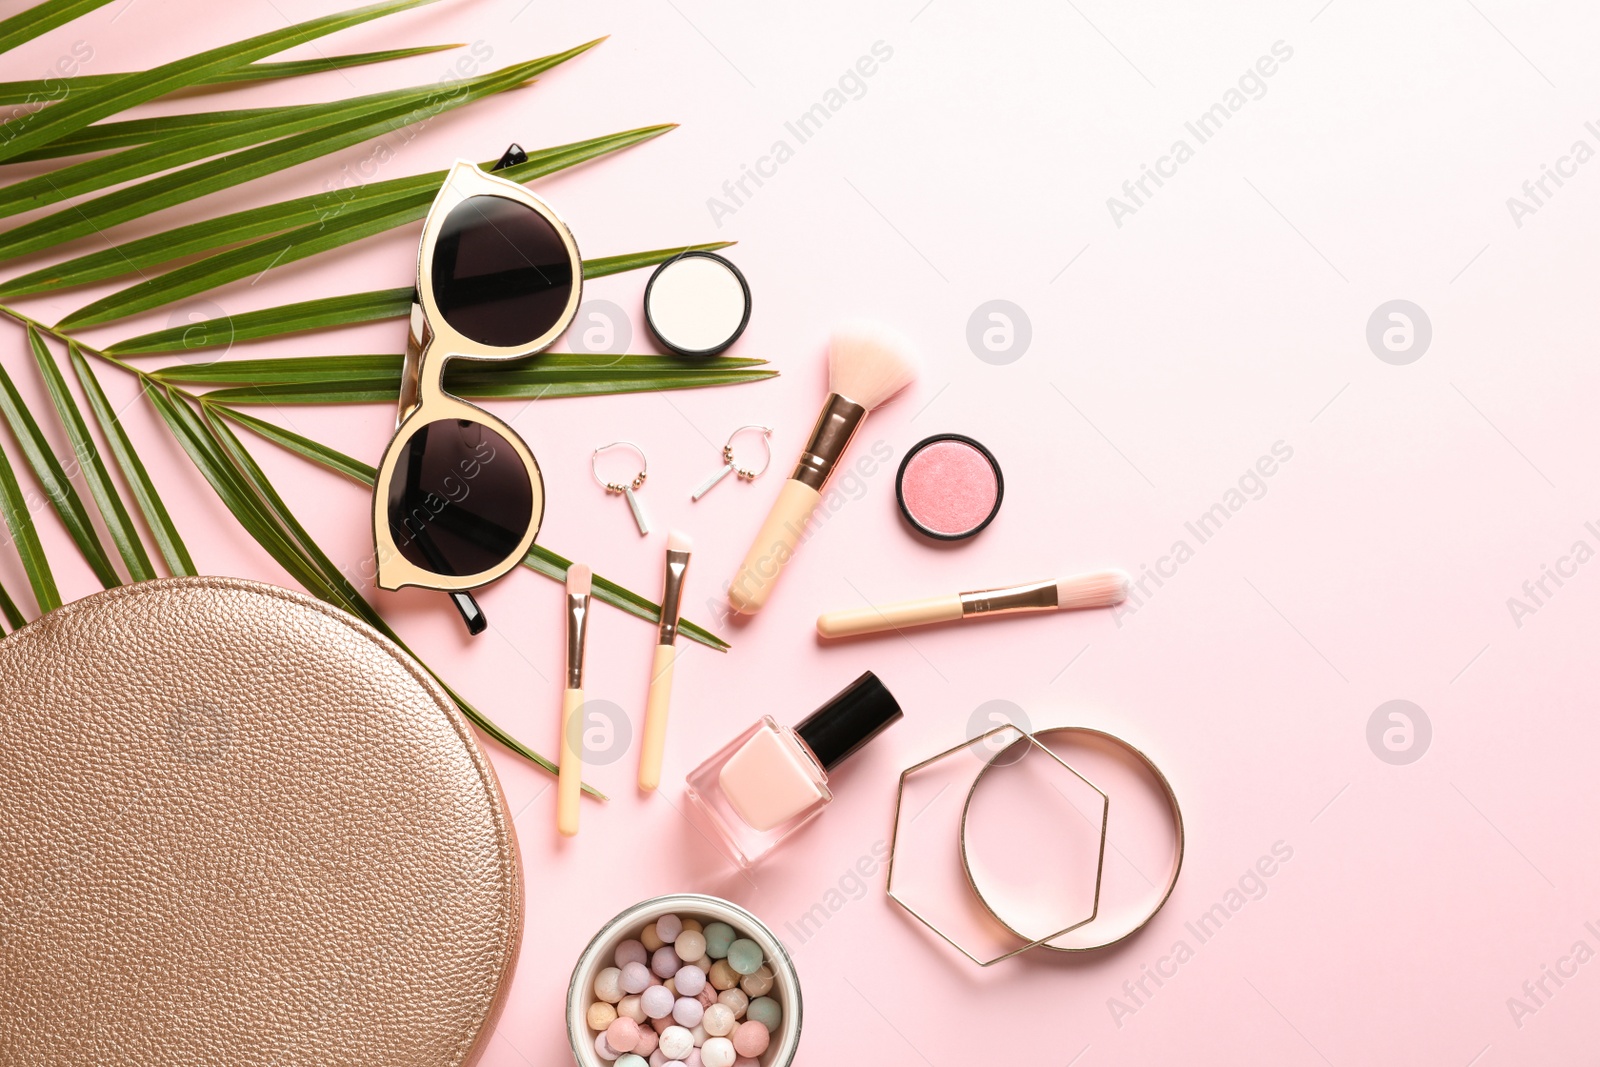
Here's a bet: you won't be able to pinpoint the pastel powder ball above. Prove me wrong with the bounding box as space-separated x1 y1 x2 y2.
674 965 707 997
594 967 624 1004
672 996 704 1028
898 436 1001 538
701 1003 736 1037
702 922 735 959
700 1037 736 1067
724 939 762 976
658 1025 694 1060
674 930 707 962
651 946 682 979
641 985 675 1020
732 1021 770 1058
745 996 781 1031
606 1017 641 1053
620 962 653 995
615 939 649 968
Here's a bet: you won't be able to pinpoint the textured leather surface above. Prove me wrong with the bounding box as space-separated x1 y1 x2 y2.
0 577 522 1066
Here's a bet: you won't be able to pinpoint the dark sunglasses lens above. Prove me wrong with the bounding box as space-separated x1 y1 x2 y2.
386 419 535 577
432 194 574 348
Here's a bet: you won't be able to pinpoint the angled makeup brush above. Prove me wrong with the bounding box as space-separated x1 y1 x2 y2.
816 570 1131 639
558 564 591 837
728 322 918 614
638 529 691 792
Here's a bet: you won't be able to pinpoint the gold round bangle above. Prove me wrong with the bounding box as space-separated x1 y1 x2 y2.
959 725 1185 954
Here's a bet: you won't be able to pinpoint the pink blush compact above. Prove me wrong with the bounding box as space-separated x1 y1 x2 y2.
895 434 1004 541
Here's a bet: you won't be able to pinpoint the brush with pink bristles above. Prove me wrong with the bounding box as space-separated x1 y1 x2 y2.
728 322 918 615
816 570 1131 639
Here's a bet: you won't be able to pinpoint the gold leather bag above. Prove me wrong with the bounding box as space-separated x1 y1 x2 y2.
0 578 522 1066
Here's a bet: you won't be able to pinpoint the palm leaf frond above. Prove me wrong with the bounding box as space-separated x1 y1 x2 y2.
0 44 463 112
0 576 22 631
0 0 114 55
0 40 594 218
6 52 568 269
29 330 154 580
0 335 118 586
0 0 439 165
69 345 194 576
0 436 59 613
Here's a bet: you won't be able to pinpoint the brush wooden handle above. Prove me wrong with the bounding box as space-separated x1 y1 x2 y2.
816 594 965 638
728 478 822 615
637 644 676 791
558 687 583 837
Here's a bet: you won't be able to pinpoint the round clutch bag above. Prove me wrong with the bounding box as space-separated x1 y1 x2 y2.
0 577 522 1066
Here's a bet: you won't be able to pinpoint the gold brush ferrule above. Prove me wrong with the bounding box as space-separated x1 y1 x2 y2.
791 393 867 491
566 593 590 688
959 579 1060 617
657 550 691 645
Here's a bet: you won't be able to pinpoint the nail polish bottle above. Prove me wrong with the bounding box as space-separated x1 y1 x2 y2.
685 671 902 868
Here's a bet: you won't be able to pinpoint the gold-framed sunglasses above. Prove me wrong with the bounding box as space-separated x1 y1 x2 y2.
372 148 581 628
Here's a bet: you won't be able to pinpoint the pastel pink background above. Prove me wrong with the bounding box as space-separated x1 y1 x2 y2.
6 0 1600 1063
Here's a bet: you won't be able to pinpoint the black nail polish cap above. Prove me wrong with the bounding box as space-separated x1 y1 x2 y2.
795 671 902 772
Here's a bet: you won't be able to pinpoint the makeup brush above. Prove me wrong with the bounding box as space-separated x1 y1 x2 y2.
638 530 691 791
558 564 591 837
728 322 918 614
816 570 1131 639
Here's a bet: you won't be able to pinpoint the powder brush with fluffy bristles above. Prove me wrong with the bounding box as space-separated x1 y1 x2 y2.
728 322 917 615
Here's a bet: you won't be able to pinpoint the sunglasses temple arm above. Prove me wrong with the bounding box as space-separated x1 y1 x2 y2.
450 590 487 635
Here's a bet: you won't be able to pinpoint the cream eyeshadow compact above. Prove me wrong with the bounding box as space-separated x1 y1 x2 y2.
644 251 752 356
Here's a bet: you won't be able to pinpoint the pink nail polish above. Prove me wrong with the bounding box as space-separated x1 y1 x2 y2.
684 672 901 868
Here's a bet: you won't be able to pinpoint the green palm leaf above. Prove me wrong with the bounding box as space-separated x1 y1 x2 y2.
0 0 439 164
107 242 731 354
215 405 377 483
0 45 464 108
28 330 154 581
0 39 599 218
0 576 22 631
0 437 59 614
0 336 118 586
69 345 194 576
2 58 552 269
9 107 288 164
0 0 114 55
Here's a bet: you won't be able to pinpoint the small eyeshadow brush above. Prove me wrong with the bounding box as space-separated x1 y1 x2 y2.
558 564 591 837
638 530 692 792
